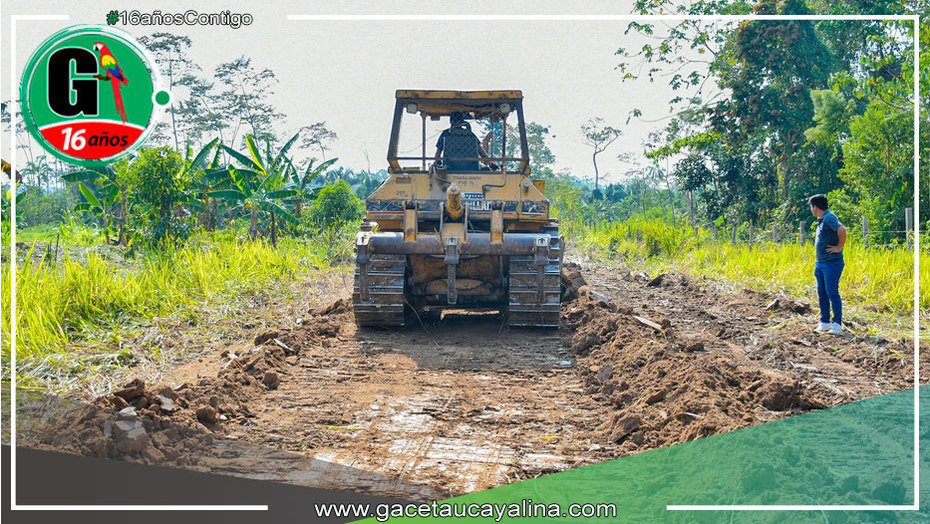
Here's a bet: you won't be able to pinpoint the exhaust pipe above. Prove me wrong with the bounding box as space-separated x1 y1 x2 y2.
446 184 464 221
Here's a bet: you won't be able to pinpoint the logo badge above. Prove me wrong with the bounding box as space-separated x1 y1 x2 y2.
19 25 168 167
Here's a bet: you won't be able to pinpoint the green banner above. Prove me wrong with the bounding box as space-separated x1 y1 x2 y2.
355 386 923 522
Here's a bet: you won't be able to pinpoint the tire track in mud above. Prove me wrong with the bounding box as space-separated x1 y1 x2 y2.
277 334 608 497
205 312 607 499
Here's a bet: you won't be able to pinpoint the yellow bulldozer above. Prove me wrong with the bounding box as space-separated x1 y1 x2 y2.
353 90 562 328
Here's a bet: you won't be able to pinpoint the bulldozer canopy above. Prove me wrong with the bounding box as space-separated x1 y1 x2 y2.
388 89 530 174
395 90 523 119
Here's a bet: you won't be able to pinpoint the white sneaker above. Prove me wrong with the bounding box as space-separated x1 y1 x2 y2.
829 323 843 335
815 322 831 333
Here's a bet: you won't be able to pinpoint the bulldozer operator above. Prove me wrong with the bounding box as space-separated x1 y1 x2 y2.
434 111 500 171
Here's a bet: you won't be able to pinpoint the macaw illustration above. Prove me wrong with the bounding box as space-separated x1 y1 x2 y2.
93 42 128 124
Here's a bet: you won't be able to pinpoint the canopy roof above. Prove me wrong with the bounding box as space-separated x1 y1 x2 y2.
395 90 523 118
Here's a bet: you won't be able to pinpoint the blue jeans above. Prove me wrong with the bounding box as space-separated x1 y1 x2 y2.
814 259 844 325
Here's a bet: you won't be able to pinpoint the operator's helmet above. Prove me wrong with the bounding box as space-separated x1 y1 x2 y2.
450 111 468 125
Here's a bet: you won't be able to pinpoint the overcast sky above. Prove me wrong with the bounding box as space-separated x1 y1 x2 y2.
3 1 725 185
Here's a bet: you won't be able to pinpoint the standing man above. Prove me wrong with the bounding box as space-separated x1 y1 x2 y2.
809 194 846 334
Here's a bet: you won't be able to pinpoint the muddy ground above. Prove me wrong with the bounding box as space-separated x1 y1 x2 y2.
16 260 929 501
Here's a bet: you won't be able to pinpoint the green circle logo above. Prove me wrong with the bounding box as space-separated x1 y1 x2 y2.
19 25 167 167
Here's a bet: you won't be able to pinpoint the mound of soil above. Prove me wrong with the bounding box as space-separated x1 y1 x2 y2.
36 302 350 465
559 269 827 454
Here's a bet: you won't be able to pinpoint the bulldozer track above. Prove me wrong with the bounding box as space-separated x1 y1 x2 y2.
507 235 562 328
353 254 407 327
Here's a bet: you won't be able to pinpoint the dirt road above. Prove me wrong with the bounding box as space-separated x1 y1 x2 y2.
21 261 927 501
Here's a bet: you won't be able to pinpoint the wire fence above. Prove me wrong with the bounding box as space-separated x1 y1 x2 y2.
666 208 919 251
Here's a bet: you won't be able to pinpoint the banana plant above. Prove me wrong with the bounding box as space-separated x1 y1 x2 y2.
210 133 299 243
285 156 337 218
62 163 129 245
74 176 120 244
182 138 228 230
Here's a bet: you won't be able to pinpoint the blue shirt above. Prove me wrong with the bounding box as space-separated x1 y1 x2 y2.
436 124 480 171
815 210 844 263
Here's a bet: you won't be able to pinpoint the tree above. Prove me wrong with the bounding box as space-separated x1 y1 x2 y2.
299 122 338 161
124 147 188 243
301 179 364 260
831 100 915 243
214 57 284 147
712 0 835 207
305 179 365 230
524 122 557 174
830 16 929 226
616 1 750 121
672 154 712 193
138 33 199 150
20 156 54 191
15 184 75 228
579 117 622 193
672 153 713 222
804 90 855 147
480 120 557 175
618 0 919 226
175 74 228 149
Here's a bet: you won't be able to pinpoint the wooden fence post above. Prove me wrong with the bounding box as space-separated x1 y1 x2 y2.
713 223 718 242
798 220 804 245
749 222 754 251
772 223 778 243
862 216 869 248
906 207 914 248
731 224 737 246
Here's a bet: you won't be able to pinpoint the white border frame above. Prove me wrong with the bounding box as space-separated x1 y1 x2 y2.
3 10 920 514
6 14 267 512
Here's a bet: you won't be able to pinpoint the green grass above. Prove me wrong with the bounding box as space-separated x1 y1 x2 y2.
1 228 347 374
16 220 101 246
4 216 921 383
575 217 921 318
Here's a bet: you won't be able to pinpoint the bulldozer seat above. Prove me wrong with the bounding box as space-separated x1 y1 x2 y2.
437 124 480 171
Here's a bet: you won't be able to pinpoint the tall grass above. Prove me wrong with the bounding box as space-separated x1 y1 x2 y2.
576 217 921 317
1 229 341 365
15 217 100 246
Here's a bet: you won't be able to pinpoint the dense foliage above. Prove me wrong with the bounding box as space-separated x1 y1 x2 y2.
617 0 927 244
